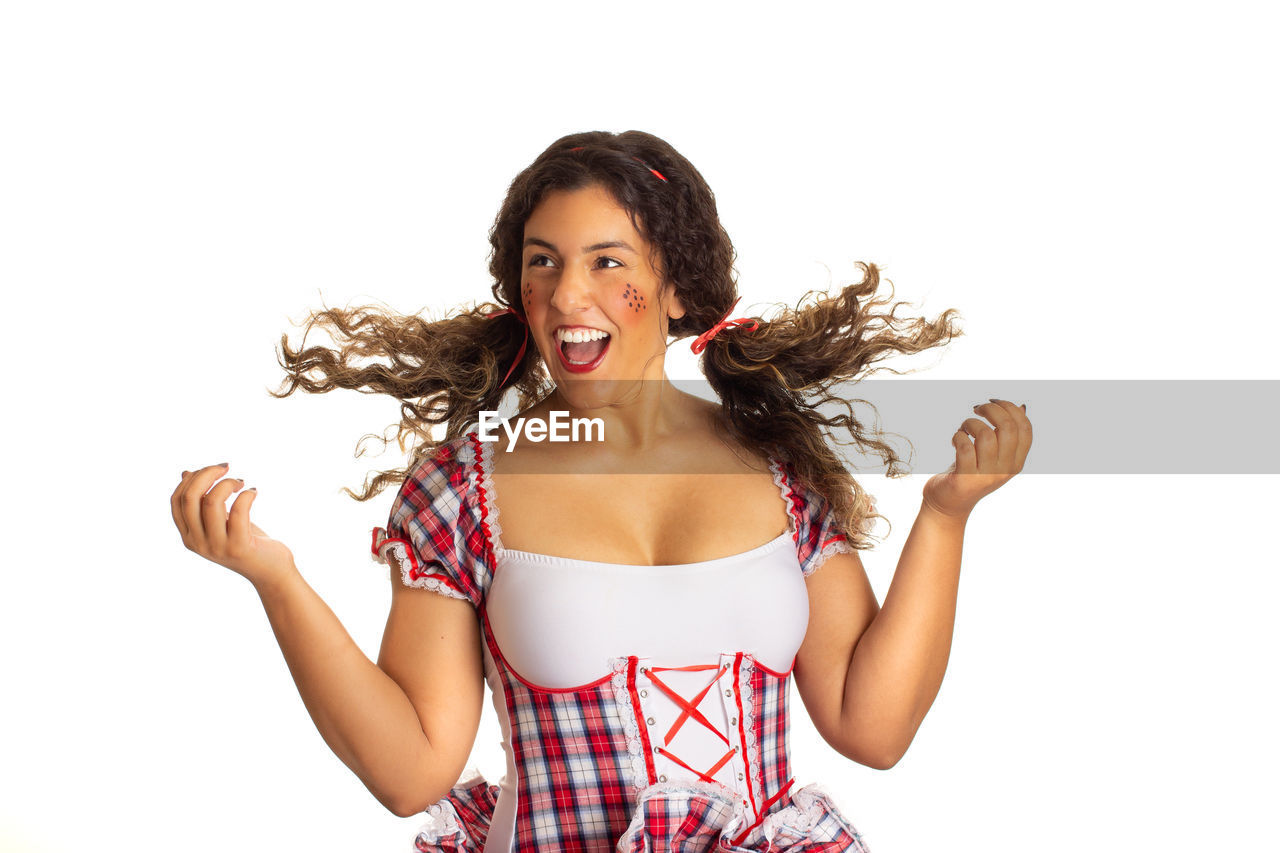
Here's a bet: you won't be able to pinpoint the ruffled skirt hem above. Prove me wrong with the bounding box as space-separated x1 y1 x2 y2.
410 769 871 852
410 768 500 852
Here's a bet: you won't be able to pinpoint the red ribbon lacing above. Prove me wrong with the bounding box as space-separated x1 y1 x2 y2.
730 777 797 846
690 297 760 355
484 308 529 389
643 662 796 846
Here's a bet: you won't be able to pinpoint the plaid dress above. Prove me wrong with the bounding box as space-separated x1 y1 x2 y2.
370 432 873 852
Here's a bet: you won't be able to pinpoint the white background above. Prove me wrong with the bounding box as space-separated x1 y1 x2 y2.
2 2 1277 851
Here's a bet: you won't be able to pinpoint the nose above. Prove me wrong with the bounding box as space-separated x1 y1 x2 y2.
549 263 593 315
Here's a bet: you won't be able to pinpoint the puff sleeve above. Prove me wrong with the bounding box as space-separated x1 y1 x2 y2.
776 461 857 578
369 435 494 609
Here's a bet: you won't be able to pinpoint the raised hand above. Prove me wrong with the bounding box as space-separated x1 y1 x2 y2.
922 398 1033 520
170 463 296 587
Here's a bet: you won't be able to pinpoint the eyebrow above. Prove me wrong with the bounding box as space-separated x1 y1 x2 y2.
523 237 638 254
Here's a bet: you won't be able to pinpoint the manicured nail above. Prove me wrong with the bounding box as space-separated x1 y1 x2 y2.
215 462 229 469
247 487 257 492
1020 403 1027 412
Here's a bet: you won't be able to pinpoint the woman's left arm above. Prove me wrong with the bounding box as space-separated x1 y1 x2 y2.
838 398 1033 768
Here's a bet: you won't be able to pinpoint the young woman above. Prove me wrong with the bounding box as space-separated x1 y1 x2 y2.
169 130 1032 851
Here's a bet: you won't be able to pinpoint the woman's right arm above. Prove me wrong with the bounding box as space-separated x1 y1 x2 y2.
171 463 485 817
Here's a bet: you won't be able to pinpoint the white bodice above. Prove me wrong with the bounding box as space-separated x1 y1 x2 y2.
484 532 809 689
481 533 810 810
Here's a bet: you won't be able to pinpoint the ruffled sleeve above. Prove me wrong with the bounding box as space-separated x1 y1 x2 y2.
369 434 494 609
773 460 857 578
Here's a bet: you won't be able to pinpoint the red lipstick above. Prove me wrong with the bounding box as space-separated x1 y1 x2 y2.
555 330 611 374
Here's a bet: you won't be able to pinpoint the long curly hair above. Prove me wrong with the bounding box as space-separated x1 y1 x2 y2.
270 130 962 549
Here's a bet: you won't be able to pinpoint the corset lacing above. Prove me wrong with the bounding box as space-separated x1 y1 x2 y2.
640 661 796 846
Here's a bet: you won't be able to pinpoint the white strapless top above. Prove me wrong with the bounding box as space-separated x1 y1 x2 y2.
485 529 809 690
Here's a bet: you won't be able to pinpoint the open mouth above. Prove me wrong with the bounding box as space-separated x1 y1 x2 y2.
556 330 611 373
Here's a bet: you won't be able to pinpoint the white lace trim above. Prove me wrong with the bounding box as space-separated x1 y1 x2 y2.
739 654 765 806
610 656 649 792
755 783 872 851
807 537 856 576
414 802 465 842
616 779 870 850
770 459 858 577
769 458 800 538
371 529 470 602
616 777 746 844
767 782 836 833
411 767 494 846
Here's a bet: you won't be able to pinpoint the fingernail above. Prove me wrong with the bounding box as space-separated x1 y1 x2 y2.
1021 403 1027 412
247 487 257 492
988 398 1000 404
215 462 229 469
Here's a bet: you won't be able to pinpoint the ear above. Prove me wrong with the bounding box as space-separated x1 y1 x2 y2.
663 282 686 321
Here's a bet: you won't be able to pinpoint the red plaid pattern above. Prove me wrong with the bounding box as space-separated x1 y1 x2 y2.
775 460 856 578
481 611 637 849
372 433 872 851
754 660 793 825
412 772 502 851
372 439 492 607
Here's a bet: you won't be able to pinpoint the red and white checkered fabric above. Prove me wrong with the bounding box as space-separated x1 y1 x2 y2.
371 433 871 852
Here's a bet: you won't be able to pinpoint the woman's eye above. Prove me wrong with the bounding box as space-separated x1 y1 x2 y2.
527 255 623 270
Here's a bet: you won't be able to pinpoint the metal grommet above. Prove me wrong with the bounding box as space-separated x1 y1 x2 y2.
733 744 739 752
729 717 737 726
639 666 648 673
659 774 667 782
639 689 647 697
737 772 745 780
724 688 733 697
646 716 655 725
654 745 662 755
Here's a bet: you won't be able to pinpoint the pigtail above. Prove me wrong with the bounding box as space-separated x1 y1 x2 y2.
268 299 548 501
697 262 963 549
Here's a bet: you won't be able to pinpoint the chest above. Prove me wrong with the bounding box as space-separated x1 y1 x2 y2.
485 540 810 686
489 469 793 566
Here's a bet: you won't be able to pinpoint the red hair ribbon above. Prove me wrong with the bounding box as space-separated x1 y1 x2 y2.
484 308 529 388
690 297 759 354
634 157 668 182
568 146 667 182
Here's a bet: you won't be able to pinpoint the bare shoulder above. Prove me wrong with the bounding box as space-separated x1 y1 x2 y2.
685 395 774 475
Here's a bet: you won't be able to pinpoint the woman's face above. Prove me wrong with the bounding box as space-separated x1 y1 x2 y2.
520 183 684 393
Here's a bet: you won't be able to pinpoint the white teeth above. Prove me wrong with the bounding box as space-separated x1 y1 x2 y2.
555 328 610 343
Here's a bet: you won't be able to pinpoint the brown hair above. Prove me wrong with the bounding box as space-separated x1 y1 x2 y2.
270 130 962 549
